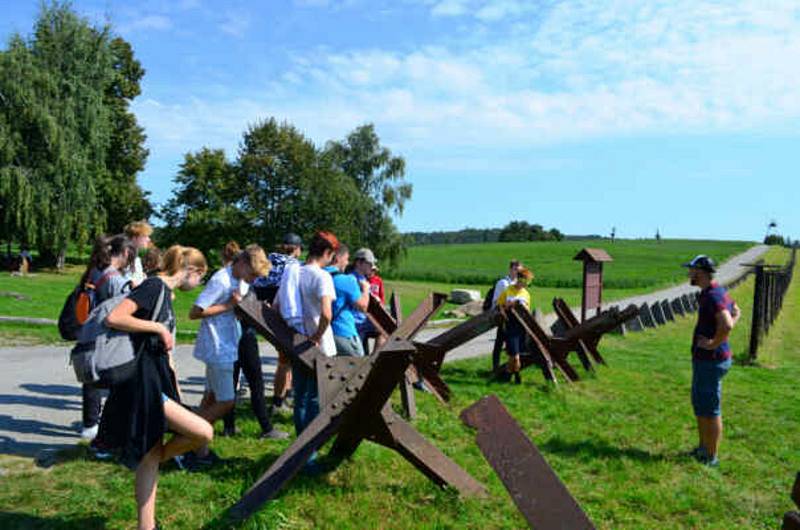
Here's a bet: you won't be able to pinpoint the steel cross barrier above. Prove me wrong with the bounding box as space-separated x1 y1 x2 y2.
228 295 485 522
552 298 607 369
461 395 595 530
507 302 639 384
367 292 504 404
366 292 449 416
784 472 800 529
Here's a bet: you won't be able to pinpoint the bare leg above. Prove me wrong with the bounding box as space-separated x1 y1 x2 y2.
161 398 213 462
273 354 292 400
696 416 704 449
702 416 723 458
135 443 162 530
194 392 234 458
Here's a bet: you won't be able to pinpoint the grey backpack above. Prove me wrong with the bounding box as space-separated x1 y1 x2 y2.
70 284 166 386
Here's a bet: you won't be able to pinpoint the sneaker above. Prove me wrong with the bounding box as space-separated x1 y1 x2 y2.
269 403 293 419
89 438 113 460
80 424 99 441
260 428 290 440
701 454 720 467
412 380 429 392
192 449 222 468
687 446 709 462
173 453 190 471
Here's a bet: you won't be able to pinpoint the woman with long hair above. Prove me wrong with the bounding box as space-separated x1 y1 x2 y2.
101 245 214 530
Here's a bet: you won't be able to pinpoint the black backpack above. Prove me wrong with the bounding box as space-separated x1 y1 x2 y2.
57 271 118 341
482 282 498 311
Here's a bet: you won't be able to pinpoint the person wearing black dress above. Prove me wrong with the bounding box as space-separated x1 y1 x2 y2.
102 245 213 530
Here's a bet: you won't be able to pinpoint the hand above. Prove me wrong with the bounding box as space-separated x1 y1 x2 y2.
157 323 174 352
229 291 242 307
359 279 370 291
696 336 714 349
308 333 322 346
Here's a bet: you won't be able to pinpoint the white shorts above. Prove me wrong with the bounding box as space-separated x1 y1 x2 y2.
205 363 235 402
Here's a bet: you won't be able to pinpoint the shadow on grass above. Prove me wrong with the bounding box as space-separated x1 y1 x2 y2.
540 437 665 463
0 512 105 530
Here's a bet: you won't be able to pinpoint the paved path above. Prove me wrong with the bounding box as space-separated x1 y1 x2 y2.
0 245 767 459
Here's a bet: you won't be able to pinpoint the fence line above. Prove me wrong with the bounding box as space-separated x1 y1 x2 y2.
748 247 797 360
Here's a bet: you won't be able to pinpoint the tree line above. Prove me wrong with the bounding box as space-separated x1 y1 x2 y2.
0 3 151 267
157 120 412 268
0 3 413 269
406 221 566 246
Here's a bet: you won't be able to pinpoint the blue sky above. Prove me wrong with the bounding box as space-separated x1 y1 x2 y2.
2 0 799 241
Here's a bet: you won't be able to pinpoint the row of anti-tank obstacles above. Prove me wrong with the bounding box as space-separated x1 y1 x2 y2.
217 283 642 529
608 291 701 334
217 246 729 529
217 246 756 529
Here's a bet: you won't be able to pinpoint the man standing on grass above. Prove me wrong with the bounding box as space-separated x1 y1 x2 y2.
683 254 740 467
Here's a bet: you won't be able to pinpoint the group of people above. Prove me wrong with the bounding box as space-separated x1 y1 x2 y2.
70 222 741 529
74 223 388 530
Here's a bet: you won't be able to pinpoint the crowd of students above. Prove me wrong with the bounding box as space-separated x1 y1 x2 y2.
74 223 390 530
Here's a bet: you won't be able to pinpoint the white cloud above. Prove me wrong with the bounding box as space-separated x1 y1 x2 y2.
219 10 251 37
134 0 800 162
118 14 172 33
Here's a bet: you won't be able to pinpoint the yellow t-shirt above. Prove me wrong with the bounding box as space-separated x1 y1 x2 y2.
496 284 531 308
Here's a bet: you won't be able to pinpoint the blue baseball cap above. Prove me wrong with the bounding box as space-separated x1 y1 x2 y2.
682 254 716 272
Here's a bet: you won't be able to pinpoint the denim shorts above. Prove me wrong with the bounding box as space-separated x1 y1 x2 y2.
205 362 236 402
691 358 732 417
334 335 365 357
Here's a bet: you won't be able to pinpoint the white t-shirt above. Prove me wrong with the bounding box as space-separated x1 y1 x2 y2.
192 266 241 365
276 259 304 333
299 263 337 357
492 276 513 306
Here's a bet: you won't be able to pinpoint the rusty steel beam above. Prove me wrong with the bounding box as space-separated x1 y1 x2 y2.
366 294 395 337
552 298 606 366
390 291 402 323
391 292 448 341
235 295 317 371
461 395 595 530
509 304 576 383
228 295 485 523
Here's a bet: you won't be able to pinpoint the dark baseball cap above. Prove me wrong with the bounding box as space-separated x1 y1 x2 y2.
283 233 303 247
682 254 716 272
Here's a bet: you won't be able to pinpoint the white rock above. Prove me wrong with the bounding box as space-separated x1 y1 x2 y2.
449 289 481 304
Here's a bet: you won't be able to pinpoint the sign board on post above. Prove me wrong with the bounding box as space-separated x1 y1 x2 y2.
573 248 613 322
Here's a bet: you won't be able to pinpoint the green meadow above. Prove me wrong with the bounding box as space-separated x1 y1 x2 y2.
0 239 755 344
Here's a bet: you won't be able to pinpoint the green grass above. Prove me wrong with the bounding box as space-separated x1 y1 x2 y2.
386 239 753 288
0 257 797 529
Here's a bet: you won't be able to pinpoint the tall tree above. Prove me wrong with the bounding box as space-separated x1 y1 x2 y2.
0 2 151 265
322 123 412 264
238 118 368 250
159 148 246 266
100 37 151 233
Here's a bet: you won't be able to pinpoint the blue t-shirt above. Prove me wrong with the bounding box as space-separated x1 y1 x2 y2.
350 272 369 325
692 282 734 361
324 266 363 338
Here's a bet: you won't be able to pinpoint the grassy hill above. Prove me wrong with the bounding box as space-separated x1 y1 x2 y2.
385 239 753 288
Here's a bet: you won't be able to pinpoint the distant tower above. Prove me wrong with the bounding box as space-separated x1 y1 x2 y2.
655 228 661 243
766 219 778 239
610 226 616 243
